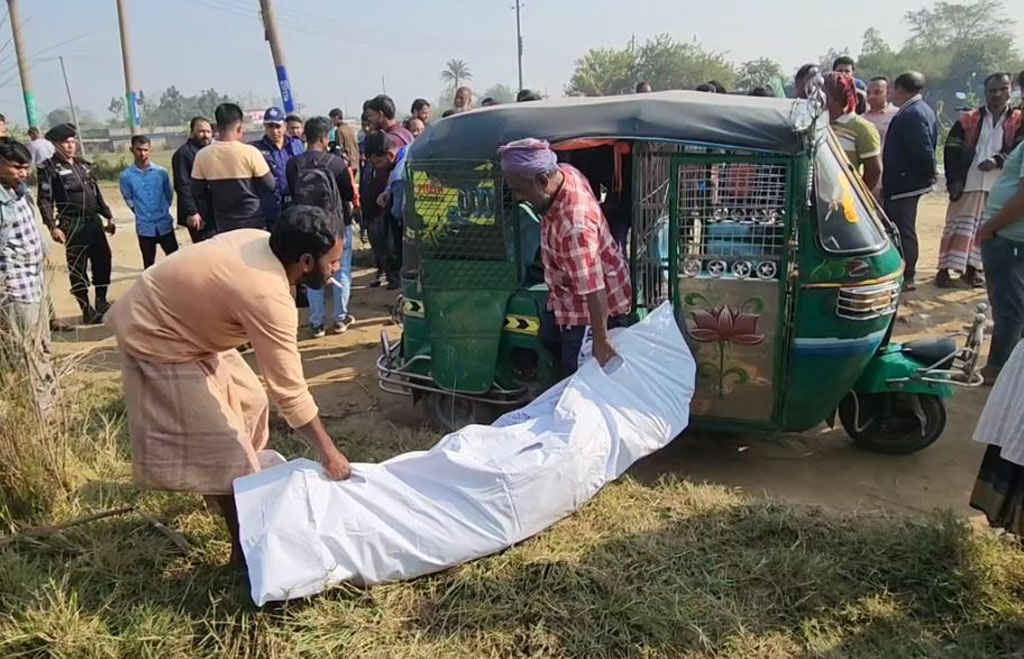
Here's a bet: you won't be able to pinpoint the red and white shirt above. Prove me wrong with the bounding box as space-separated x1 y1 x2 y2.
541 165 632 326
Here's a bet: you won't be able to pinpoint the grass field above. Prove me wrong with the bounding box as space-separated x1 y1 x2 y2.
2 356 1024 658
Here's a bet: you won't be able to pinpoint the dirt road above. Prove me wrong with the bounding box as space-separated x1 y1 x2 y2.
47 184 990 517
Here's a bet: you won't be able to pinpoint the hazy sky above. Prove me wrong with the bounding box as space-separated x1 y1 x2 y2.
3 0 1023 125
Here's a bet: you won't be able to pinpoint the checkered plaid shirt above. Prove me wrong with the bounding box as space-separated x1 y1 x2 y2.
541 165 632 326
0 184 44 304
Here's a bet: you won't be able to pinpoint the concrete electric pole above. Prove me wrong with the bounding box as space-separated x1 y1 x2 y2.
259 0 295 112
59 56 87 157
513 1 524 93
115 0 141 134
6 0 39 127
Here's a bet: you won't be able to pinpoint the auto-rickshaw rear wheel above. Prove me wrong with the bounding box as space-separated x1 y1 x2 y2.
837 391 947 455
422 392 497 434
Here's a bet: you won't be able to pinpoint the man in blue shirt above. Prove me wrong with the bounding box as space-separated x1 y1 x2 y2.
250 106 304 230
119 135 177 269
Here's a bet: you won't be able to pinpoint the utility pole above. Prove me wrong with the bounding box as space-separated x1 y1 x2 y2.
115 0 141 135
58 56 87 157
513 1 524 92
259 0 295 112
7 0 39 127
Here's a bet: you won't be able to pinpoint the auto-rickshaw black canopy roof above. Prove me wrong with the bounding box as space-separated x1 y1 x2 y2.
409 91 821 161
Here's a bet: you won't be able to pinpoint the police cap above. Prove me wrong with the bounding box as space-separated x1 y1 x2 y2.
44 123 77 142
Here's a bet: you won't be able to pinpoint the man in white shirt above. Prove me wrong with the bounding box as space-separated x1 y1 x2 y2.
863 76 898 147
936 72 1022 288
27 127 54 167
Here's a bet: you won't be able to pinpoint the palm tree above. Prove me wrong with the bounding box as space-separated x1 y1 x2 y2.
440 59 473 91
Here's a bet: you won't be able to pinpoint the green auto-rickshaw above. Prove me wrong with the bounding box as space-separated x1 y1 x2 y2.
378 91 986 454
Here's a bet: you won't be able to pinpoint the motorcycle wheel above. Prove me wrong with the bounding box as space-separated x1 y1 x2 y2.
422 392 496 434
838 391 947 455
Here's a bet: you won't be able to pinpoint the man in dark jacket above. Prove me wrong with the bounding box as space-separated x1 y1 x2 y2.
171 116 213 243
37 123 117 324
936 73 1021 288
882 71 939 292
249 107 305 230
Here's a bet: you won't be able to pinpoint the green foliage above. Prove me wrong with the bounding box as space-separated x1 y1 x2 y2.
107 87 233 128
481 83 516 104
566 34 737 96
833 1 1023 120
44 108 72 128
89 155 131 181
565 46 639 96
736 58 786 92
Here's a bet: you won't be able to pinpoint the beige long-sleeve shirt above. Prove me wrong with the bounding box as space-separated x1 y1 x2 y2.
107 229 318 428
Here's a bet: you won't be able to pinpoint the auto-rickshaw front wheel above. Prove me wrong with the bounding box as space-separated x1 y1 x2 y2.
422 393 497 434
837 391 947 455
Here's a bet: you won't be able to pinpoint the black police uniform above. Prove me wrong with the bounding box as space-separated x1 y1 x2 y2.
37 152 114 318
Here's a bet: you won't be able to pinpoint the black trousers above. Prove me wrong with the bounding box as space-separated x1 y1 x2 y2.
65 221 112 303
138 231 179 269
540 310 627 376
364 212 388 275
185 223 216 245
884 195 923 281
385 212 403 281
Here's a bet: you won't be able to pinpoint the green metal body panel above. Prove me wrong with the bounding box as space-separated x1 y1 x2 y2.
420 259 517 393
851 344 954 397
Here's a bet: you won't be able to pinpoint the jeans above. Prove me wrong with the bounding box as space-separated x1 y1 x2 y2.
1 299 57 416
308 223 353 326
981 235 1024 370
884 195 923 281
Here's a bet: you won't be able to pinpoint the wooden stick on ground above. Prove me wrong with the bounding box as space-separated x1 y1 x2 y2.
0 506 136 548
139 514 192 552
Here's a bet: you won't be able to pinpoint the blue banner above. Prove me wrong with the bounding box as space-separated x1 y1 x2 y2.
275 65 295 112
128 90 141 127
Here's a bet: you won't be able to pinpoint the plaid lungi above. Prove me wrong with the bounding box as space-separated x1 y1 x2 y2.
122 350 270 495
937 190 988 273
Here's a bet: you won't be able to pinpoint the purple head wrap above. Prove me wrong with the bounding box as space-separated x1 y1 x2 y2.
497 138 558 176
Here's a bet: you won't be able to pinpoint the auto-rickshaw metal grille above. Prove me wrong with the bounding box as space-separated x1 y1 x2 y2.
632 144 790 310
675 161 788 282
404 160 514 288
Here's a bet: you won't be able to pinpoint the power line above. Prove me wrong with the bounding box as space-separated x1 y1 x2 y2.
181 0 494 56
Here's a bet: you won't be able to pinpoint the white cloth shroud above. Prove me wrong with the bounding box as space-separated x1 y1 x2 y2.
234 302 695 605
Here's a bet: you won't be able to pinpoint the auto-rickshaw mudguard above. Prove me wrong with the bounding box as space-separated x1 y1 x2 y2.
851 344 954 397
421 259 519 393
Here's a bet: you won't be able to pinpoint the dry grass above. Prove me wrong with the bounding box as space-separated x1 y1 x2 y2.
1 357 1024 657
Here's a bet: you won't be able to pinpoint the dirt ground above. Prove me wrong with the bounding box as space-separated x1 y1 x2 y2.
46 183 991 518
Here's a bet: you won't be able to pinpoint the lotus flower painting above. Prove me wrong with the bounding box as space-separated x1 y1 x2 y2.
684 293 765 396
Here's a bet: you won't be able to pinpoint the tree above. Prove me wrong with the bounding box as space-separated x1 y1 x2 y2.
440 59 473 91
565 47 638 96
481 83 516 104
736 58 785 91
107 96 126 126
904 0 1009 49
634 35 736 92
45 108 72 128
565 35 737 96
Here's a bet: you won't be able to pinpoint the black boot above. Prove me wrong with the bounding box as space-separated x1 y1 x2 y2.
75 293 94 325
92 287 111 323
